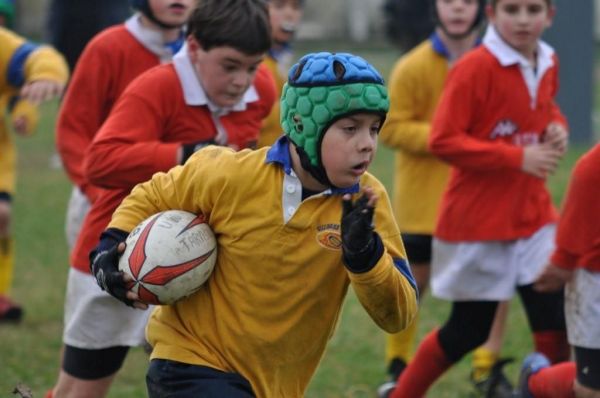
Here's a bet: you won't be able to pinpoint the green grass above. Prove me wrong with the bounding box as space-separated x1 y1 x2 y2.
0 43 593 397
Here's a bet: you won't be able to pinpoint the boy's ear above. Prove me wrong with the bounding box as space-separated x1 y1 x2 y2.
485 4 495 21
186 35 202 63
545 5 557 28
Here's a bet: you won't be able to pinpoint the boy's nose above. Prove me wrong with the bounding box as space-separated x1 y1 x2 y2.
516 10 530 23
358 132 376 152
232 72 250 88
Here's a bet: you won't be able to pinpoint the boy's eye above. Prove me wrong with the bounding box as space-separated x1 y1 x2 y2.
527 4 544 13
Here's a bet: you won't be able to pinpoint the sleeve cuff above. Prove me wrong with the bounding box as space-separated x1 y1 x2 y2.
342 232 384 273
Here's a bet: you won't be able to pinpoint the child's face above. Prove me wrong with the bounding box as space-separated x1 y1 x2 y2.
188 38 265 108
436 0 481 38
487 0 555 58
320 113 381 188
268 0 304 46
149 0 196 28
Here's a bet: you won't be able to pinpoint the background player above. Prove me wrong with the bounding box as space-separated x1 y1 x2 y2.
0 13 68 323
390 0 569 396
378 1 512 396
257 0 304 147
516 143 600 397
49 1 199 397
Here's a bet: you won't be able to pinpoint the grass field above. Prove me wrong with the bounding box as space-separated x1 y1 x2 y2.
0 42 593 398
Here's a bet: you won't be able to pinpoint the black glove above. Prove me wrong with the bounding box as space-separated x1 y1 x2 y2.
341 194 383 272
89 229 132 306
181 140 217 164
342 194 375 254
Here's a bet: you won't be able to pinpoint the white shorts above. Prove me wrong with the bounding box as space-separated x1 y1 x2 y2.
63 268 152 349
565 268 600 349
65 187 91 249
431 224 555 301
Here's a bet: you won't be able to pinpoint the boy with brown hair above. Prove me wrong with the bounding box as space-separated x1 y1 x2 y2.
50 1 276 397
389 0 569 396
50 1 195 396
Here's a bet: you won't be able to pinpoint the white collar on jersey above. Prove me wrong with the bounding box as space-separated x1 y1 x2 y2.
125 14 181 64
172 43 259 115
483 25 554 77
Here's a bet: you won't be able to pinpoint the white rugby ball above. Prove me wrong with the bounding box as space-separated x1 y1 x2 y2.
118 210 217 305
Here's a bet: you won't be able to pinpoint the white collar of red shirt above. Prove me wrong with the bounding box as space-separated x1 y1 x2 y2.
483 25 554 76
172 43 259 115
483 25 555 107
125 14 181 63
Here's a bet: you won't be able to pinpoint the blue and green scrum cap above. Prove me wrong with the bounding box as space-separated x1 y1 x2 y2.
280 52 389 186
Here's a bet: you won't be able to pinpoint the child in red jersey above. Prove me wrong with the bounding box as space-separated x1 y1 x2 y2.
515 143 600 398
377 1 514 397
51 1 195 396
390 0 569 396
57 0 194 252
49 1 275 397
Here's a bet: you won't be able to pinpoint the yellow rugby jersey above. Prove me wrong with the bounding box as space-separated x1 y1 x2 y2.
379 37 452 234
257 54 286 148
109 138 418 397
0 27 68 195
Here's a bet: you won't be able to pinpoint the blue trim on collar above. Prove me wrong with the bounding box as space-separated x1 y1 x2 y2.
165 31 185 55
265 136 360 195
430 31 482 59
266 135 294 174
430 32 450 58
7 42 39 87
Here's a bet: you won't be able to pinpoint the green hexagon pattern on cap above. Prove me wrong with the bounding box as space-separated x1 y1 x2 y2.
280 52 389 167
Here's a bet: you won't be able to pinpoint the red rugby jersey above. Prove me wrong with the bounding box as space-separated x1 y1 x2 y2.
430 35 566 241
551 144 600 272
56 24 162 203
71 61 275 272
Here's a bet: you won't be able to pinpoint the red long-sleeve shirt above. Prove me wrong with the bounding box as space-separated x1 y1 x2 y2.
551 144 600 272
56 24 162 202
71 61 275 272
429 34 565 241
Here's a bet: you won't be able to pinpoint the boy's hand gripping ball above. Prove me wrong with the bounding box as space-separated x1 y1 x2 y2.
118 210 217 305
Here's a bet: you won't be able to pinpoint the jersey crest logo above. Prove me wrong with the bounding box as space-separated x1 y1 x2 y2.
316 224 342 250
490 119 518 139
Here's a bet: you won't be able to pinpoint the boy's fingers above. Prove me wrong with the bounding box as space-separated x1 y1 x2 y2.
355 194 369 209
341 194 353 216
